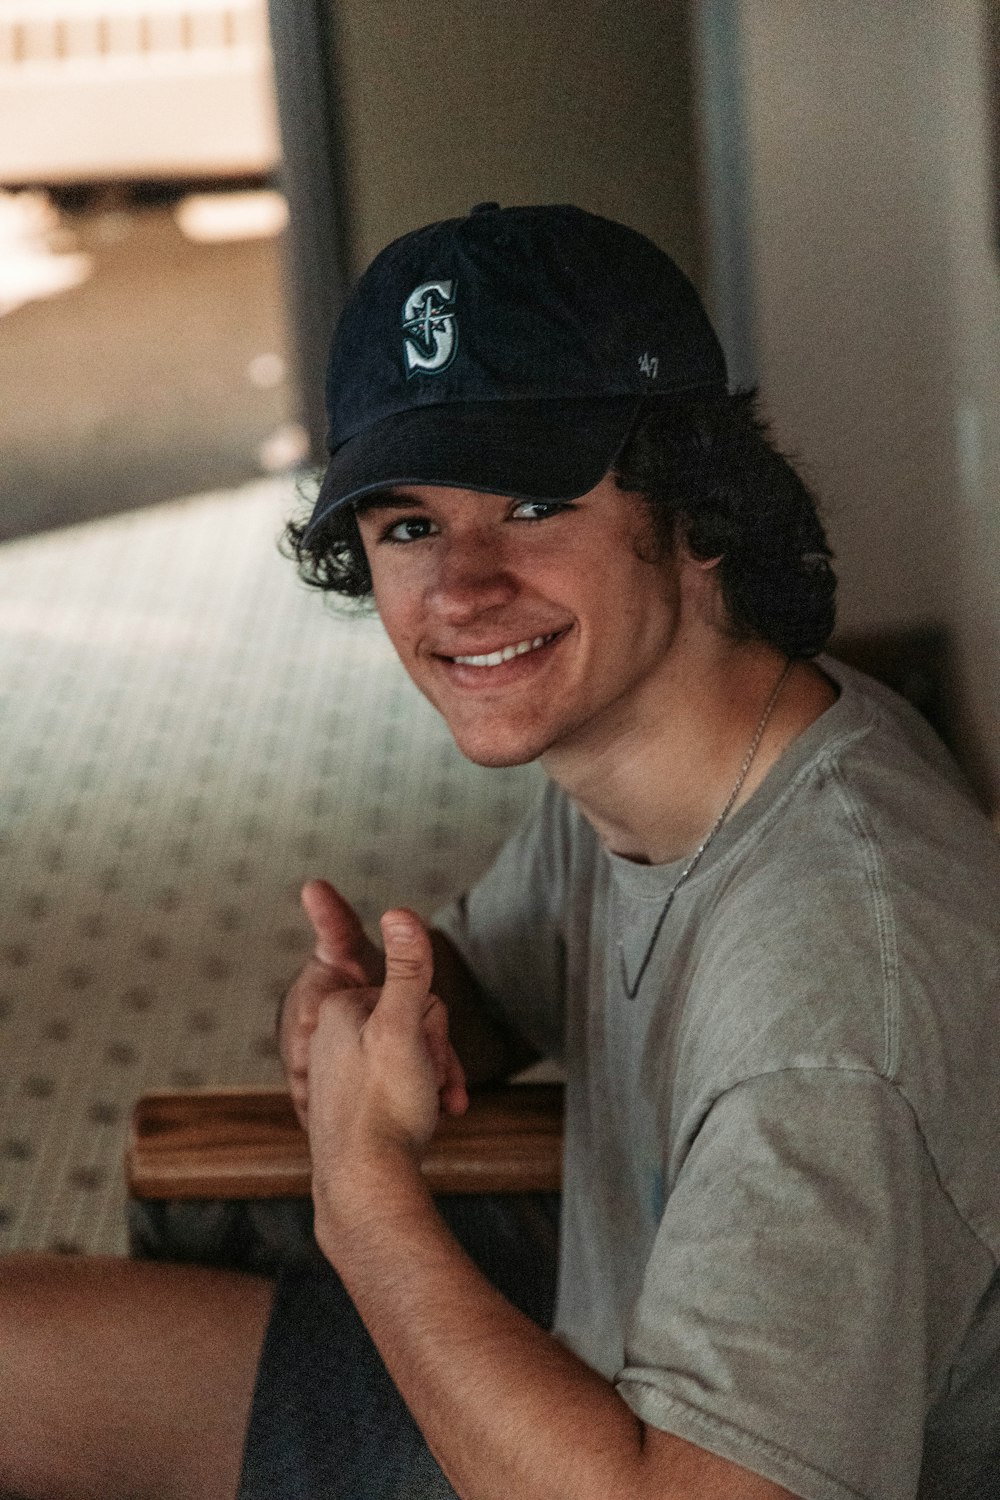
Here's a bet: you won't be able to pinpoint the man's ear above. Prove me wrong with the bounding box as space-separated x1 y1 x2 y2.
670 516 721 574
678 546 729 633
673 530 723 578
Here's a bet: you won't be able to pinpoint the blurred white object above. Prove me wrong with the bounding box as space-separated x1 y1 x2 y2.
246 350 286 388
258 421 309 473
0 187 93 315
175 188 287 242
0 1 280 184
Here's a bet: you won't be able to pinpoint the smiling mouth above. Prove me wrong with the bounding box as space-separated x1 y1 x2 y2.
444 629 566 668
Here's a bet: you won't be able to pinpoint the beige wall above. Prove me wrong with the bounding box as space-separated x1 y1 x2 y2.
329 0 703 285
740 4 957 633
935 3 1000 805
737 0 999 802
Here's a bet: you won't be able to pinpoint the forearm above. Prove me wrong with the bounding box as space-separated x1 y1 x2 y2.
303 915 781 1500
314 1162 647 1500
429 929 539 1087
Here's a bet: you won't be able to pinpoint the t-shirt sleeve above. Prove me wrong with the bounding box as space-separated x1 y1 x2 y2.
432 780 572 1062
615 1069 969 1500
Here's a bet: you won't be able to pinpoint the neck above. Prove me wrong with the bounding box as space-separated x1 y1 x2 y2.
542 643 837 865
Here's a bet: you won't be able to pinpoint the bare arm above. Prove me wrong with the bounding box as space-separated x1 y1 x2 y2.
305 909 798 1500
319 1157 793 1500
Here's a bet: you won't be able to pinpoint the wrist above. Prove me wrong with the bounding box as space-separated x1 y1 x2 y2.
312 1141 435 1263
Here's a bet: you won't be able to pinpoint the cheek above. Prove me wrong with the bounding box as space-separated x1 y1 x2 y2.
366 555 419 644
613 565 682 659
372 595 418 659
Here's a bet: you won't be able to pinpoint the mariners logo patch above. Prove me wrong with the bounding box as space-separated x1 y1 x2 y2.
401 280 457 376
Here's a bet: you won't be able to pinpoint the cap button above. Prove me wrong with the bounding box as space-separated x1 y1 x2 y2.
470 201 501 214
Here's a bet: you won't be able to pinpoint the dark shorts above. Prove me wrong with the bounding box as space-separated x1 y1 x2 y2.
237 1193 560 1500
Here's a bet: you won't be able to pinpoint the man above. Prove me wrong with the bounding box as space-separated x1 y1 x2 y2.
2 203 998 1500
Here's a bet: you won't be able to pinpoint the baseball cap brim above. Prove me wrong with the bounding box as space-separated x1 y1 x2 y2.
304 395 653 540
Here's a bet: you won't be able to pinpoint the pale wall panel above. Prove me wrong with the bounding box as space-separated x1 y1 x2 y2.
328 0 702 285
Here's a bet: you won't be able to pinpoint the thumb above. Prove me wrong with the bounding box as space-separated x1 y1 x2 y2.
377 909 434 1026
301 879 376 978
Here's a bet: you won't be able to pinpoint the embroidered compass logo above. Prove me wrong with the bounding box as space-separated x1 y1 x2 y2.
401 280 457 376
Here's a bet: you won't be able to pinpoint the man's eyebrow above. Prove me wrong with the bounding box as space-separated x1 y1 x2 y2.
354 491 425 516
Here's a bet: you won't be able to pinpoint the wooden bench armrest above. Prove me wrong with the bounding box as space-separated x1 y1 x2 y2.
127 1083 565 1199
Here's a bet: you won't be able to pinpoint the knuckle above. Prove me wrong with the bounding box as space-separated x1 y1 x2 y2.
386 951 429 979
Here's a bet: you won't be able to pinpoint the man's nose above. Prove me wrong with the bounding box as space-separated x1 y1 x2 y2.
426 535 518 619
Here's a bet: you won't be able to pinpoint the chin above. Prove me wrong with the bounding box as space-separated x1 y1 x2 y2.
454 738 544 770
444 721 551 769
465 749 542 770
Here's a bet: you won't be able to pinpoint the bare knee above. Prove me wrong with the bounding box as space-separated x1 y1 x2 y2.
0 1253 275 1500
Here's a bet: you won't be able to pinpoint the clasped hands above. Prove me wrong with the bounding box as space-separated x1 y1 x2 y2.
278 879 469 1241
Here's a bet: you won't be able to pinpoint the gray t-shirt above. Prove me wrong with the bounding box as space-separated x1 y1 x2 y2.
435 660 1000 1500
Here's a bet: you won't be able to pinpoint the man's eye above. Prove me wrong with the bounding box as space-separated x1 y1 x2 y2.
382 516 437 544
509 500 572 522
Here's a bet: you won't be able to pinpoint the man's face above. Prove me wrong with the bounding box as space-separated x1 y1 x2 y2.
355 476 694 770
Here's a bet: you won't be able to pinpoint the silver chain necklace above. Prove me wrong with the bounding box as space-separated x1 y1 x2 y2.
618 659 793 1000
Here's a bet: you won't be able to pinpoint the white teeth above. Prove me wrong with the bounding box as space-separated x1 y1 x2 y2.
452 632 556 667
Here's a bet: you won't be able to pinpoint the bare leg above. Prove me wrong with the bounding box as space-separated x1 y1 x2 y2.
0 1254 275 1500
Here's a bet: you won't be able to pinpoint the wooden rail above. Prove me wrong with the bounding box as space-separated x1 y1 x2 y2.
128 1083 565 1200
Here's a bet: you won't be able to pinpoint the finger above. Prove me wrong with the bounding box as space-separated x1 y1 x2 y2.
377 909 434 1027
416 994 468 1117
437 1032 469 1117
313 987 378 1046
441 1069 469 1117
301 879 378 979
421 998 451 1087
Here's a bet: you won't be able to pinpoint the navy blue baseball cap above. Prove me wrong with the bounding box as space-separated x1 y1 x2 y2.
305 202 727 536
